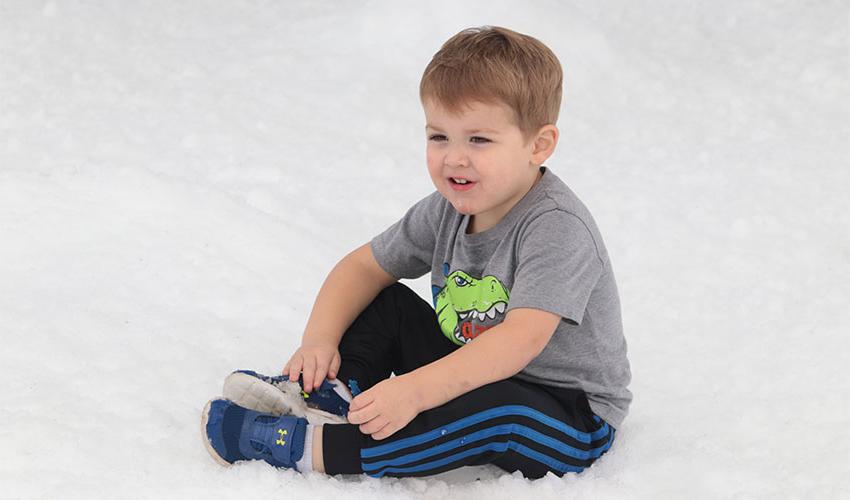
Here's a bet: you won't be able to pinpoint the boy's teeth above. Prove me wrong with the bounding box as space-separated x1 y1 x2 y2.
453 178 469 184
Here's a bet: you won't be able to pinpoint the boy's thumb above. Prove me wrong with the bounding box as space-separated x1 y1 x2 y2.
349 396 363 411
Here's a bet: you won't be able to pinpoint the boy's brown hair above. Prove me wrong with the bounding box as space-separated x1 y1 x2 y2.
419 26 563 146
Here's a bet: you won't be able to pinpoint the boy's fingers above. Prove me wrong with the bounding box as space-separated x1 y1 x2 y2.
348 402 377 425
372 424 396 441
302 357 317 392
288 358 302 382
314 365 328 390
359 416 389 437
349 392 374 412
329 353 341 379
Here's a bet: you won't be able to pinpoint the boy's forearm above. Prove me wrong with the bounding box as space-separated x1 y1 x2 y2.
406 322 549 413
301 253 390 347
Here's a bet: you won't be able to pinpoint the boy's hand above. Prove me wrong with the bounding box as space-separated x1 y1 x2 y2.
283 341 341 393
347 374 421 441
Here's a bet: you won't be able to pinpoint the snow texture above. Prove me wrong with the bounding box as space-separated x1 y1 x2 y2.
1 1 848 498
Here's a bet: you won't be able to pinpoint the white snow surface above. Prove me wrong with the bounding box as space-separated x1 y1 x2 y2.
1 1 849 498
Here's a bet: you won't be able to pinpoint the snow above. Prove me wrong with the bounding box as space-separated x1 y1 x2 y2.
1 1 848 498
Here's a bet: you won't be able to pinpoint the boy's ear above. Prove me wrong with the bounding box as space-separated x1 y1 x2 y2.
530 125 559 165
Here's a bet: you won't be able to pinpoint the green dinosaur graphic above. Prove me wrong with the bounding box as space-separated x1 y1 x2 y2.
433 269 510 345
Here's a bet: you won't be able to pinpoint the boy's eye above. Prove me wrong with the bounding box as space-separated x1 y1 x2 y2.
427 135 490 144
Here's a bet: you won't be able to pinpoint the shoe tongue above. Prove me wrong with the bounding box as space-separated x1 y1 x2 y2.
269 419 306 466
246 419 294 465
244 414 306 467
247 418 278 454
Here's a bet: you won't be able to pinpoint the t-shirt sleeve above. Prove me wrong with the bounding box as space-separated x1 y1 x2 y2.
507 210 605 325
369 191 442 280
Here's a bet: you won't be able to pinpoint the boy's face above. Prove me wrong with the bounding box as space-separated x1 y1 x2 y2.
423 98 547 232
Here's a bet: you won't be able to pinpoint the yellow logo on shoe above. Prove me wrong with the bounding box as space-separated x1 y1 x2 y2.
276 429 287 446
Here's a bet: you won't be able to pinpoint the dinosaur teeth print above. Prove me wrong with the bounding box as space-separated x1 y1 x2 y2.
452 301 509 343
459 302 506 321
434 269 510 346
453 326 466 343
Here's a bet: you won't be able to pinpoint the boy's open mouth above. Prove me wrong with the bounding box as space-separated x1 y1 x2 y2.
449 177 476 190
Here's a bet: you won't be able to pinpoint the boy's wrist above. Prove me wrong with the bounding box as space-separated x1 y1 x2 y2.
404 368 448 414
300 331 341 349
401 371 430 414
300 336 333 347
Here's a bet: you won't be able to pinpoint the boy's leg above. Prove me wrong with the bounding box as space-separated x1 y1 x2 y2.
333 281 458 396
323 377 615 479
311 281 456 474
323 282 614 479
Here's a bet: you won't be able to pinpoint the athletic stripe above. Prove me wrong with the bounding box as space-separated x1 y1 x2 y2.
366 436 615 478
361 405 609 459
361 422 612 472
362 415 604 463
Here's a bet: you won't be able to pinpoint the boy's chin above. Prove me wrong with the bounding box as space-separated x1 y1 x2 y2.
446 199 477 215
436 187 480 214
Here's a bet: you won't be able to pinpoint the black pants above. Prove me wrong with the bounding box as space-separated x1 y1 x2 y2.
323 282 615 479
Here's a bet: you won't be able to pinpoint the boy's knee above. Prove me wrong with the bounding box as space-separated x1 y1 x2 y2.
374 281 421 308
386 281 417 296
381 281 408 294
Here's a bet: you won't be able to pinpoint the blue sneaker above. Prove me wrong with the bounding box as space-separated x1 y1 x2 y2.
222 370 351 425
201 398 308 469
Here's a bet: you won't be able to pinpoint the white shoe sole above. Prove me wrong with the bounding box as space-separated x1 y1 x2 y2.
200 399 234 468
222 372 348 425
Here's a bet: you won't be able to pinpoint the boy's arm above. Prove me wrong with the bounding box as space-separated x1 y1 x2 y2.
301 242 396 346
287 242 397 390
407 307 562 412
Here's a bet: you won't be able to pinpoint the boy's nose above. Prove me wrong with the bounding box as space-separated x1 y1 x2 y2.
444 148 469 168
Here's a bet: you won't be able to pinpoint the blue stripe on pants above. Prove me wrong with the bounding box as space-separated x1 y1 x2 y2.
365 434 615 478
360 405 614 477
361 423 614 472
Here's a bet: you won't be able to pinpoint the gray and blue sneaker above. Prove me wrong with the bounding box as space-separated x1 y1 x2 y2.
201 398 308 469
222 370 352 425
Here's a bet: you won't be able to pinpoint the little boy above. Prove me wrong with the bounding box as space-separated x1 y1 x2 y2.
201 25 631 480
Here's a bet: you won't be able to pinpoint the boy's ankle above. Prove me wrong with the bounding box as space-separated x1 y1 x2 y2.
295 424 326 474
313 425 325 473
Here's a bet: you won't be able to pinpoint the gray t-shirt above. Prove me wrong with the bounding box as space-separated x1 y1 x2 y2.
370 166 632 429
